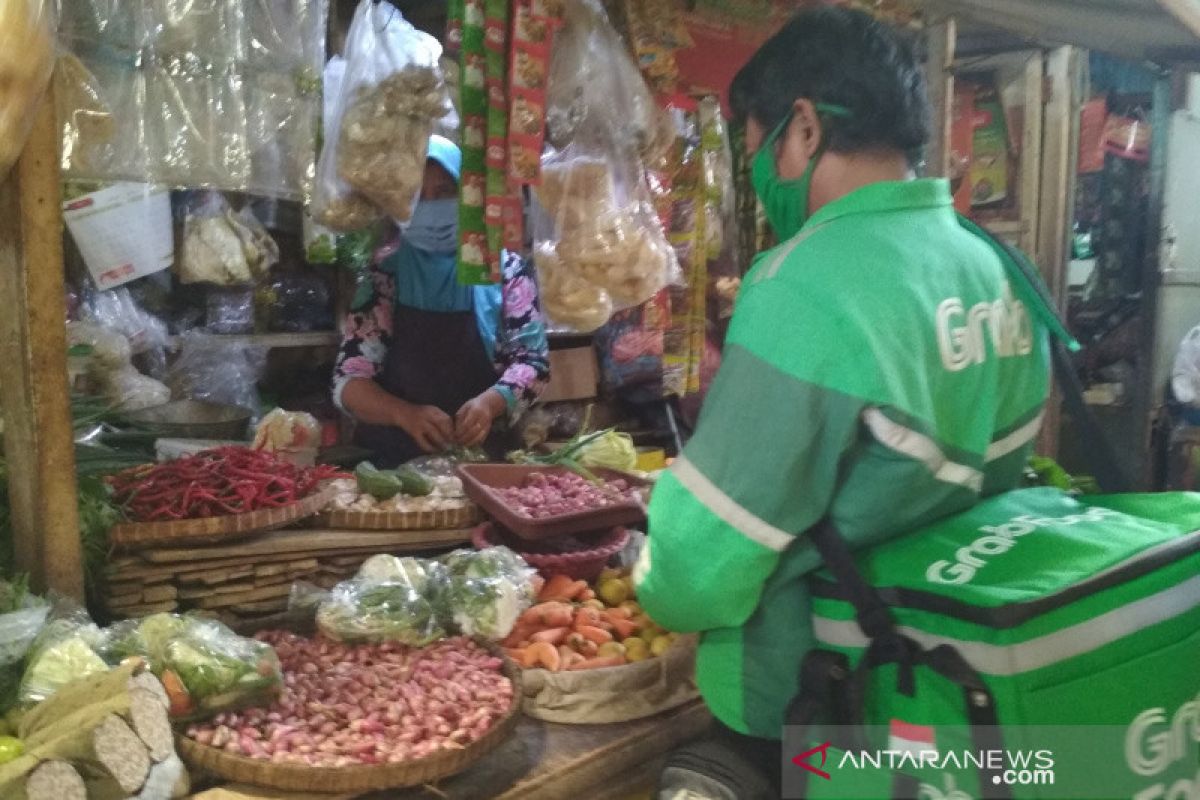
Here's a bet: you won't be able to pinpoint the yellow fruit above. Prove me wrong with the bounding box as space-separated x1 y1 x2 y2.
621 576 636 597
650 635 673 657
582 599 606 612
597 641 626 660
597 567 623 585
618 600 642 615
624 637 650 662
597 579 630 607
0 736 23 765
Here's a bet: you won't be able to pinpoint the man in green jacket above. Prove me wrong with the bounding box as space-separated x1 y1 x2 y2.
637 7 1057 797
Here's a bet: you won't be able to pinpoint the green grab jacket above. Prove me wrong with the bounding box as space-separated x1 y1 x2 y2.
635 179 1060 738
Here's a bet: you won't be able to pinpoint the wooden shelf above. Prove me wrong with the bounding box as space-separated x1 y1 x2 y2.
167 332 341 350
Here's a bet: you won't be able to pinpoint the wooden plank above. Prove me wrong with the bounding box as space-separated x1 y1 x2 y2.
0 92 83 599
1018 50 1044 259
1035 46 1082 460
140 528 473 564
923 17 957 178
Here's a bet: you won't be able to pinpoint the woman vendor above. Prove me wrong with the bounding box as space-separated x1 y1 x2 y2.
333 136 550 467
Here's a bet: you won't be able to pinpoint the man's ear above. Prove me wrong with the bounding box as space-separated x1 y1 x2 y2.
792 98 823 159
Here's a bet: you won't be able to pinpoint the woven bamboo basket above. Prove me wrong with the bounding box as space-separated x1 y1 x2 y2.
315 502 481 532
110 484 337 549
176 641 522 793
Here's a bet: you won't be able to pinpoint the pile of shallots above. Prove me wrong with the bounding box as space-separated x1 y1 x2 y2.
183 633 513 768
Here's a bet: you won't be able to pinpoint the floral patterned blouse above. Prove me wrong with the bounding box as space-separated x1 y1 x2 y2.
332 241 550 424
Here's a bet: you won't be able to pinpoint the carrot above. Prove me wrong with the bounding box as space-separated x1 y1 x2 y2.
567 655 626 671
565 580 589 600
565 632 598 657
531 627 570 645
161 669 194 717
505 647 538 669
537 574 577 603
520 602 574 628
579 587 596 601
558 646 586 669
577 625 613 644
527 641 561 672
501 625 535 648
604 606 633 621
572 607 604 630
608 618 638 639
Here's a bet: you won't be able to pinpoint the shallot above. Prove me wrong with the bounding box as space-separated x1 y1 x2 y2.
497 471 642 519
183 633 513 768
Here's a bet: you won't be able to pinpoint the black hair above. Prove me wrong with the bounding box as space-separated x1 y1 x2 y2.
729 6 930 166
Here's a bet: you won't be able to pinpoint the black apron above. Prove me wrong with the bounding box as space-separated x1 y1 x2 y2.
354 303 514 468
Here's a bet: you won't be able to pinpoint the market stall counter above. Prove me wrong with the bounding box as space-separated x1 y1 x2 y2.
189 699 710 800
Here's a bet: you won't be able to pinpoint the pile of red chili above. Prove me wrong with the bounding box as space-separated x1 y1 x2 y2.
109 447 348 522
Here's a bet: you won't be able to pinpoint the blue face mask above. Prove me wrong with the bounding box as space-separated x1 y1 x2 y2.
402 198 458 253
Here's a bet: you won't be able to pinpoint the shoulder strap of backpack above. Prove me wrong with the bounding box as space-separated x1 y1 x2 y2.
957 216 1132 493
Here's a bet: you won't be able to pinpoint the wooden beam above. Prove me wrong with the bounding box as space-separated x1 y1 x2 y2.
0 94 84 599
924 17 957 178
1018 50 1045 259
1035 47 1082 461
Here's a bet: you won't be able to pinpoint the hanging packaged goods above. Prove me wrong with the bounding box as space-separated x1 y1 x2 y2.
312 1 451 231
57 1 327 200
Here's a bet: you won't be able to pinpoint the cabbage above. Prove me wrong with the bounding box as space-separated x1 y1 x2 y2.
437 548 538 639
19 620 108 705
577 430 637 471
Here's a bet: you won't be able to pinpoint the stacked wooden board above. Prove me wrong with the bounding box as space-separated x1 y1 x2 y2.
100 527 474 626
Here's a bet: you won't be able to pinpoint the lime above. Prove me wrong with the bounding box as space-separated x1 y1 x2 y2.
0 736 23 765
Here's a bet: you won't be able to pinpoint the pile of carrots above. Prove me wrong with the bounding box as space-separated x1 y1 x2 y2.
502 571 675 672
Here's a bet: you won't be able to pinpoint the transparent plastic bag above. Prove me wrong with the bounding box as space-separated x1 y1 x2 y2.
1172 326 1200 406
0 0 54 176
81 285 170 355
102 612 283 720
311 55 379 231
168 333 268 418
178 192 280 286
106 365 171 411
437 547 538 641
19 602 108 706
253 408 321 452
534 141 678 318
313 1 449 229
315 570 447 646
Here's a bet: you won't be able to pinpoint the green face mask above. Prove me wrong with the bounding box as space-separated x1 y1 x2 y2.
750 103 851 241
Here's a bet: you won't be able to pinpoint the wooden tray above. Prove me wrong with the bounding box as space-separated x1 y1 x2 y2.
457 464 650 541
109 484 337 550
315 502 481 532
176 643 522 793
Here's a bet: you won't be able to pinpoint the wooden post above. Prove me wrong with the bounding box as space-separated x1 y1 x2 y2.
924 17 957 178
0 95 84 599
1035 47 1082 460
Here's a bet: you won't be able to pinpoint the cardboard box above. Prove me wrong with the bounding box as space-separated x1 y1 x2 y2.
542 346 599 403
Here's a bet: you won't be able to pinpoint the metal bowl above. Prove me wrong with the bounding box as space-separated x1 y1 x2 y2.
124 400 252 440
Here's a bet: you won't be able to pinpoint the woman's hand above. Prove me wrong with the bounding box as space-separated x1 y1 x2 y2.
455 389 506 447
395 403 454 453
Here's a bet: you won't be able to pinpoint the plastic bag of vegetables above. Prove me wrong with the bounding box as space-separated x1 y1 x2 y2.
18 604 108 706
315 558 448 646
103 613 282 720
437 547 538 640
0 578 49 712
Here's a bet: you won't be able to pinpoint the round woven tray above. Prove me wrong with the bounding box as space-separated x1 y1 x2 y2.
176 641 522 793
316 502 481 532
109 484 337 550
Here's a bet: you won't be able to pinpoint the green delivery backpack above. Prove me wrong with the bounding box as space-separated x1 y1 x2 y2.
781 225 1200 800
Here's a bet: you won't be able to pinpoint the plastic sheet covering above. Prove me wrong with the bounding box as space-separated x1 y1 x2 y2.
57 0 327 200
0 0 55 176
